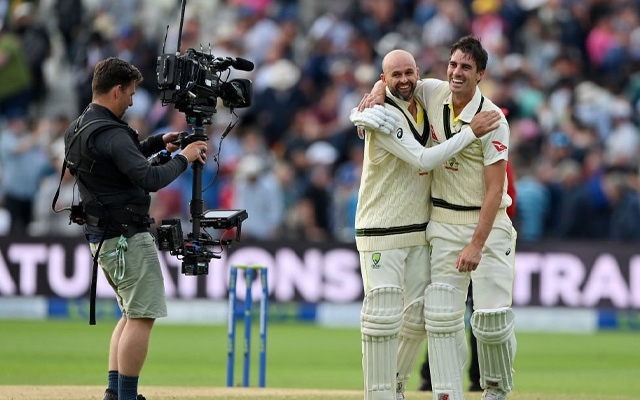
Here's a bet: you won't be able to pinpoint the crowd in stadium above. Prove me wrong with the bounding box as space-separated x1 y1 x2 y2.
1 0 639 242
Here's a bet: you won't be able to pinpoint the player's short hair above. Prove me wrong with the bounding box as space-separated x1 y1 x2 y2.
92 57 143 96
450 36 488 72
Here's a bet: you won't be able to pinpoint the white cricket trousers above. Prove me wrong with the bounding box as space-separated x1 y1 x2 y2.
426 219 517 309
359 245 431 301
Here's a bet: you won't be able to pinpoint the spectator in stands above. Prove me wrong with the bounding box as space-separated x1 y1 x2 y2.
0 0 635 241
247 58 308 146
301 141 337 240
0 117 52 233
556 169 621 239
10 2 51 104
0 22 32 120
609 171 640 240
54 0 84 63
545 158 582 236
232 153 284 240
30 115 77 236
515 159 550 242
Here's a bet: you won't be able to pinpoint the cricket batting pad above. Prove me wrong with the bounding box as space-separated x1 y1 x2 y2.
424 283 468 400
471 308 516 393
361 285 403 400
396 297 426 391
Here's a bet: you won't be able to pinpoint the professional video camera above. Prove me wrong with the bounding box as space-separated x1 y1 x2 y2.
155 0 252 275
157 49 253 124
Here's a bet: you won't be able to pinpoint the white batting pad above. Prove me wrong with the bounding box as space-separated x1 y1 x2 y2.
471 308 516 393
424 283 468 400
396 298 427 390
361 285 404 400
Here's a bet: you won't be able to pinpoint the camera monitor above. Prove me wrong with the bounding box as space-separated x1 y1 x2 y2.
201 209 248 229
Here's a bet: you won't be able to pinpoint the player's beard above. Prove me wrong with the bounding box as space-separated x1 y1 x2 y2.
390 82 415 101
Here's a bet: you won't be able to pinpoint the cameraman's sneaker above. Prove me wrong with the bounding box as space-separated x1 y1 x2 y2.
481 388 507 400
102 389 117 400
135 395 146 400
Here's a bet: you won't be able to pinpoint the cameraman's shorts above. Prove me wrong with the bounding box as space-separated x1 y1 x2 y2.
91 232 167 319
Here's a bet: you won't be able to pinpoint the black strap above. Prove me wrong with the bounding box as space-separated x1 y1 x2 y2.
432 197 481 211
51 158 71 214
442 96 485 140
83 203 154 228
356 222 428 237
384 96 429 146
89 227 109 325
51 118 115 214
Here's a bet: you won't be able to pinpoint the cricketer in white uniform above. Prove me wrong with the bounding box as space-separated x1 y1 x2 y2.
361 37 517 400
351 49 500 400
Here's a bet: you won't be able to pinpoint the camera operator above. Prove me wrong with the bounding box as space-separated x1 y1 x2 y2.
63 57 207 400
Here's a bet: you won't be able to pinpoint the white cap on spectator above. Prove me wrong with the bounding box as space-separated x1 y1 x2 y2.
215 23 236 43
268 59 300 91
518 0 549 11
575 81 603 104
306 141 338 165
309 14 336 40
610 98 632 119
93 12 117 40
376 32 404 57
236 154 264 179
355 64 378 86
503 54 525 73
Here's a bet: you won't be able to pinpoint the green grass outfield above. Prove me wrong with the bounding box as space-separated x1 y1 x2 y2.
1 319 639 399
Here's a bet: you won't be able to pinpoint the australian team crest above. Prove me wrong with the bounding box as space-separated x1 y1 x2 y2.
372 252 381 269
445 157 459 171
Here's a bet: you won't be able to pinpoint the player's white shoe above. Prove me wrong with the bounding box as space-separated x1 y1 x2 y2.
395 381 405 400
481 388 507 400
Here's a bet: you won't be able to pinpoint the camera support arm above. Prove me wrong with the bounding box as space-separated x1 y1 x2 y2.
184 114 209 242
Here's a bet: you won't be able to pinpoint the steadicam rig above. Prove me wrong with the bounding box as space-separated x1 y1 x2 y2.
155 0 252 275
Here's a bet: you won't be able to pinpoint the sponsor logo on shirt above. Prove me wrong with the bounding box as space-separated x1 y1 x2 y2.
431 124 439 142
492 140 508 152
396 128 403 139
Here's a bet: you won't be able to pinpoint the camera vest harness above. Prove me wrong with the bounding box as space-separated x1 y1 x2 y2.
52 110 154 325
54 112 155 231
66 118 132 188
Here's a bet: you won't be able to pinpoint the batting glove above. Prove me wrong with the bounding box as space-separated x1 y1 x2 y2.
349 105 401 135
